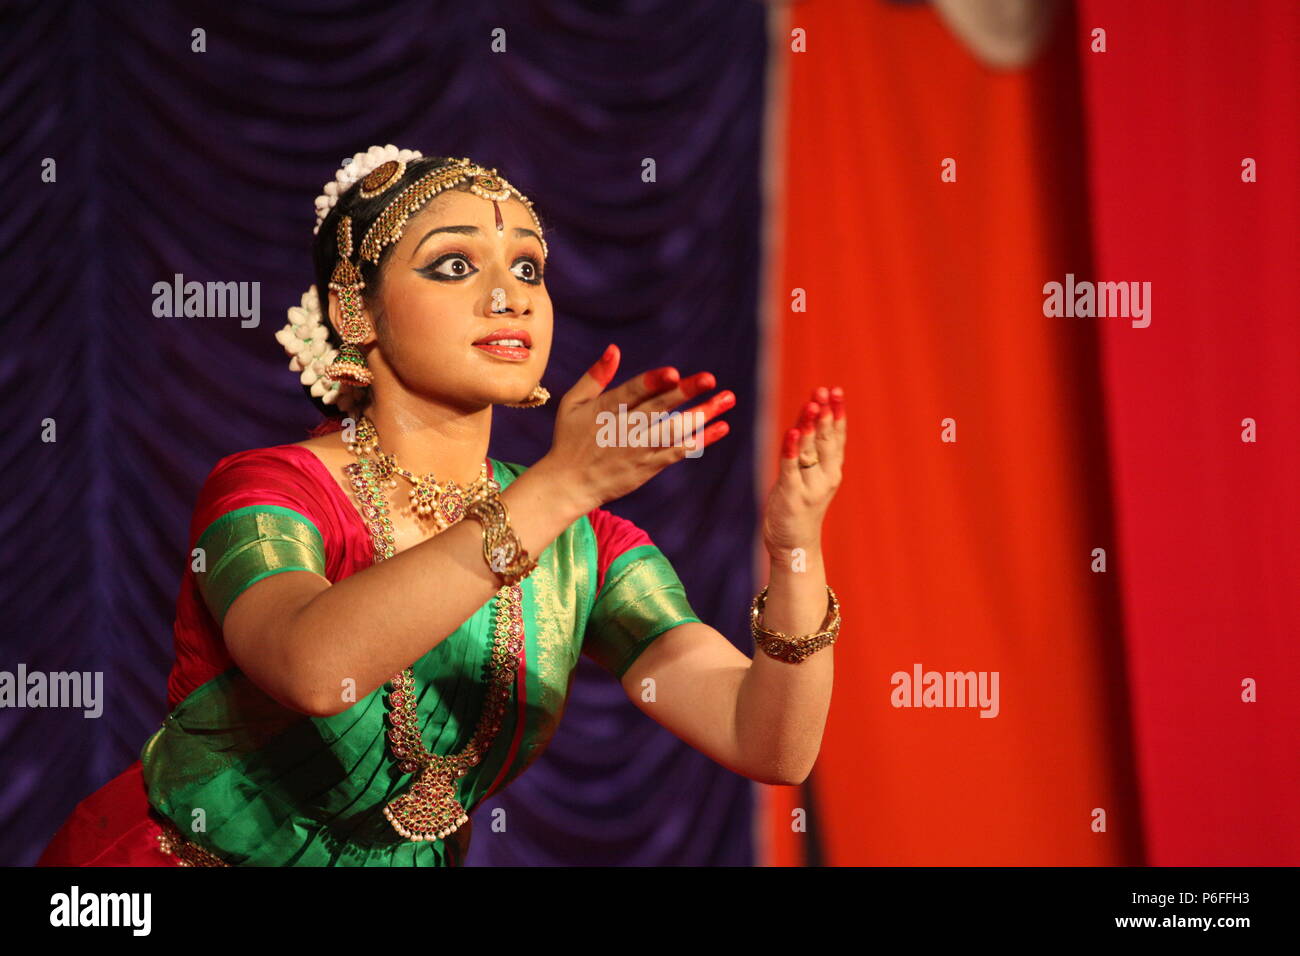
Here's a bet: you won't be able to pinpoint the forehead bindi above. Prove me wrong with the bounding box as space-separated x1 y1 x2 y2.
402 193 540 258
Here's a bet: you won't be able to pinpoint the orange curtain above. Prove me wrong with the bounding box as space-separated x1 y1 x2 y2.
760 0 1142 865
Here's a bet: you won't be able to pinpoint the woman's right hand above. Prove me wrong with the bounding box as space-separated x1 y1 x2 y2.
536 343 734 514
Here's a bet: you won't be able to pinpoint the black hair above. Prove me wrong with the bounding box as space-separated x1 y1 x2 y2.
302 154 545 419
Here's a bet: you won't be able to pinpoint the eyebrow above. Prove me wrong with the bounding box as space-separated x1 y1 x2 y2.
414 224 541 254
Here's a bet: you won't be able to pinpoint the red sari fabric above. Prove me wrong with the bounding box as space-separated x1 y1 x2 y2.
38 763 174 866
39 439 657 867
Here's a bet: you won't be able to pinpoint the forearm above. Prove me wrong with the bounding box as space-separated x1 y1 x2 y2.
734 548 835 785
289 459 589 714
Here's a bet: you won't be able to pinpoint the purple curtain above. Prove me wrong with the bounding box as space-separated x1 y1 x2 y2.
2 0 766 865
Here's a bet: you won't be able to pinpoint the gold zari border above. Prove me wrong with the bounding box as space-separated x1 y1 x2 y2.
155 815 231 867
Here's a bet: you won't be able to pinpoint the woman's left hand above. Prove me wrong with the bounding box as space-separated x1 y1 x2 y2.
761 385 847 559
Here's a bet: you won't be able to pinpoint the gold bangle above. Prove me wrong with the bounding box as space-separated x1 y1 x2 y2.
464 492 538 586
750 584 840 664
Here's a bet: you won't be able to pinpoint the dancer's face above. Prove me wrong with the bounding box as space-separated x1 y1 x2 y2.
341 188 552 410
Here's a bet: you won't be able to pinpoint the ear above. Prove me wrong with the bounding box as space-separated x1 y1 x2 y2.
326 287 378 346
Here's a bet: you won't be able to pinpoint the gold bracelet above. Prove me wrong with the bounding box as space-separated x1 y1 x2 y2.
464 492 538 586
750 584 840 664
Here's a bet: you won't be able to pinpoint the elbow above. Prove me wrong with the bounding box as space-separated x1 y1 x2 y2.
738 739 820 786
265 680 337 719
228 599 344 718
752 771 809 788
785 767 813 787
751 759 815 787
298 693 345 719
774 768 813 787
769 747 821 786
294 675 356 718
281 656 349 719
281 619 360 718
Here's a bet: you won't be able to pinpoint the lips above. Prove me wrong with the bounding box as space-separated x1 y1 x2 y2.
472 328 531 362
473 328 531 348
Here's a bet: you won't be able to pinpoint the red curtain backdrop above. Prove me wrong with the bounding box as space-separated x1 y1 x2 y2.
1078 0 1300 865
761 0 1140 865
761 0 1297 867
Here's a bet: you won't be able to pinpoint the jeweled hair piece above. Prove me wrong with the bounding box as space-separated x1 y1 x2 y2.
357 157 549 264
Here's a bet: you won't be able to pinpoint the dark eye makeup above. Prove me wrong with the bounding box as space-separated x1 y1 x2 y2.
416 250 544 285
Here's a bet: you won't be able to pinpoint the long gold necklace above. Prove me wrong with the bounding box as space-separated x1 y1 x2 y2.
343 419 525 842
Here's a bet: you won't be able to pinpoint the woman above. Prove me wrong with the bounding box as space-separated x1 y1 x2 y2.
38 146 847 866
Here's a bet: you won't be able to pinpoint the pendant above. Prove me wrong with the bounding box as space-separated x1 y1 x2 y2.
407 474 469 530
407 474 441 518
437 481 467 528
382 764 472 841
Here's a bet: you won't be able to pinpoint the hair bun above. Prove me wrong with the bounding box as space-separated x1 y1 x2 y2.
312 144 424 234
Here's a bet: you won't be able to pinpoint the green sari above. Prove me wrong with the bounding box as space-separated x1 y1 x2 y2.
140 448 700 865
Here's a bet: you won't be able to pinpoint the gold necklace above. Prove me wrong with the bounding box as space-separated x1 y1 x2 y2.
346 416 493 531
342 421 524 843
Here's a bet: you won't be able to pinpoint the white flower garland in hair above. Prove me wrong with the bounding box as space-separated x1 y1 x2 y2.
274 285 356 412
313 143 424 235
279 143 423 413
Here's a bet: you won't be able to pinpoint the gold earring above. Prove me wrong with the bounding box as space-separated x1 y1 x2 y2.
325 216 374 387
504 384 550 408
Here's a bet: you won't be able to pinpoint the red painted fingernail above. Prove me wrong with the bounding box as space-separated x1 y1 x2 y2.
643 367 676 390
591 344 619 386
714 390 735 410
782 428 800 458
801 403 818 433
681 372 714 399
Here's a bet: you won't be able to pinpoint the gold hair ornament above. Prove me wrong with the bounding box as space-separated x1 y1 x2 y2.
358 157 548 264
358 158 408 198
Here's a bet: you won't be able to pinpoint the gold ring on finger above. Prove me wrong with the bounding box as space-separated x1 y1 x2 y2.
798 453 819 469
